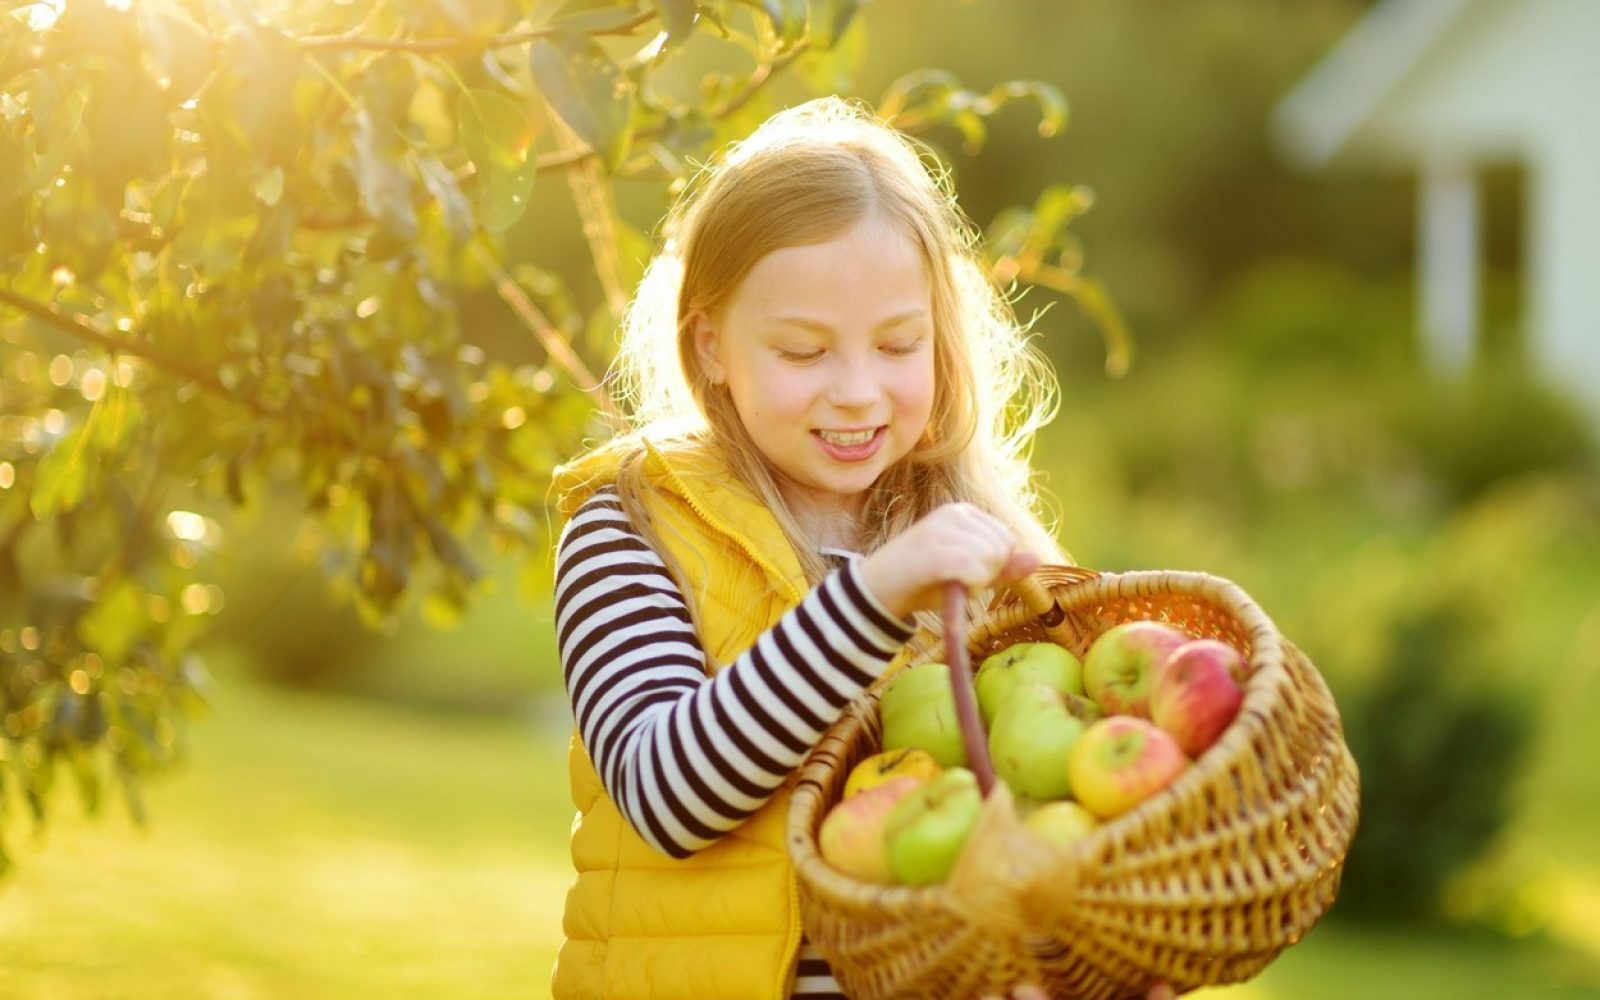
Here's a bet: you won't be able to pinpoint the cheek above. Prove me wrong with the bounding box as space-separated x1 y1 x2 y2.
729 361 814 427
894 356 937 422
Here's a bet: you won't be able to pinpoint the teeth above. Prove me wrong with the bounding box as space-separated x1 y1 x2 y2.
819 428 876 446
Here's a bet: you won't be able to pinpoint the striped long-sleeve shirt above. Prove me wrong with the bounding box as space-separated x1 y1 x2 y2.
554 486 917 999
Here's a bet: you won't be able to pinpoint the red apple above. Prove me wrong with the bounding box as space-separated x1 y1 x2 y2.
1151 639 1247 756
818 776 922 883
1082 621 1191 718
1068 716 1188 819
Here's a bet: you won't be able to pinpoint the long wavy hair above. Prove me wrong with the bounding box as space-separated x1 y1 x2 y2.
580 96 1069 645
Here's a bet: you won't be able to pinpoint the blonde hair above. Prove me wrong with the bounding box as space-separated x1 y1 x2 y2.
597 96 1068 641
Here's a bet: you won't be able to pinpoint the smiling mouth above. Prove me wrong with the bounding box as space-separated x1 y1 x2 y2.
815 427 882 447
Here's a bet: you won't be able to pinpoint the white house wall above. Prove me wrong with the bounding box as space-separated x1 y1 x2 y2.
1529 144 1600 410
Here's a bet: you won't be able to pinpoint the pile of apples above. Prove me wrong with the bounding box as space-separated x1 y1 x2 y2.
818 622 1249 886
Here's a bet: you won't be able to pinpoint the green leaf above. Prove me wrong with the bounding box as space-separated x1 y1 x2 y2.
746 0 806 48
354 109 418 241
989 80 1069 139
83 65 170 196
77 580 146 665
136 2 213 102
804 0 859 50
455 89 537 234
648 0 697 50
28 70 85 182
551 1 646 34
90 385 143 454
223 27 305 166
255 166 285 207
29 426 91 519
529 32 636 172
796 10 866 91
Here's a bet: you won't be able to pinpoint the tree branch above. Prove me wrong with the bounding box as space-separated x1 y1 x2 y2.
294 10 656 53
470 245 620 427
532 39 812 172
0 288 272 417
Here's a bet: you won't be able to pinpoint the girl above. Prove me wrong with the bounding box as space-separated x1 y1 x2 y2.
550 97 1164 1000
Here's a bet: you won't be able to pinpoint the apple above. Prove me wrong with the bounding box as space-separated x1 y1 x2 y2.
843 747 943 799
1082 621 1191 718
975 642 1085 726
1024 800 1099 847
1068 716 1188 819
819 776 922 883
879 662 966 768
987 683 1087 801
885 767 983 886
1151 639 1247 756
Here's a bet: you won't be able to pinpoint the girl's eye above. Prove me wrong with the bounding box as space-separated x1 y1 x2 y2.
778 349 822 363
883 339 925 356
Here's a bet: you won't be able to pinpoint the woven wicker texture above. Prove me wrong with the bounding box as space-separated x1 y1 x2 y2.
788 566 1361 1000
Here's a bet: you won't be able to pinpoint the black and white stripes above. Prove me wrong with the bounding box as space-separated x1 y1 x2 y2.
554 487 915 860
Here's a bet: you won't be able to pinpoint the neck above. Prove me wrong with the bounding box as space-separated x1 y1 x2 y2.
781 491 864 553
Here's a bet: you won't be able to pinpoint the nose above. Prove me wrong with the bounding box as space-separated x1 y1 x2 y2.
825 352 883 411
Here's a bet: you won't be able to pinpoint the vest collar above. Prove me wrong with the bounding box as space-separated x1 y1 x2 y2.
553 432 808 606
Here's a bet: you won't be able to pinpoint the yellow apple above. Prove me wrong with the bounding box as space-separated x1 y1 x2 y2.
1068 716 1188 819
843 748 943 799
1024 800 1099 847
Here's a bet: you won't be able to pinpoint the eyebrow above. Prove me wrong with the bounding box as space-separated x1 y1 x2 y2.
765 309 929 333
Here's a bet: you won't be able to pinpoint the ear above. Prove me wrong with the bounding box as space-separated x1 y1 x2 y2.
690 310 725 385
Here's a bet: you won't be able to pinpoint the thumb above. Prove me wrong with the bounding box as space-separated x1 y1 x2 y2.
996 548 1041 586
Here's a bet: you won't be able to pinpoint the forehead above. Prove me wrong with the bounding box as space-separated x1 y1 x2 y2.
729 214 930 325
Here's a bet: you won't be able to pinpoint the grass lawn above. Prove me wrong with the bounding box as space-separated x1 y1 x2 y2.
0 649 572 1000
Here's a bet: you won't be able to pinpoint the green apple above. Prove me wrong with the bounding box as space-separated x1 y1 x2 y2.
1023 800 1099 847
879 662 966 768
975 642 1085 726
987 683 1087 800
885 767 983 886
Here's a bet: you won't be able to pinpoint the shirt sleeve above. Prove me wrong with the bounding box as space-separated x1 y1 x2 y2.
554 487 916 859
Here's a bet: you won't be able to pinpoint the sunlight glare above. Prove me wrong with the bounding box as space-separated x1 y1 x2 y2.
21 1 64 31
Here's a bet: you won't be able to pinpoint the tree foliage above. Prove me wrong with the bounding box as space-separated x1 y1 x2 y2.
0 0 1108 875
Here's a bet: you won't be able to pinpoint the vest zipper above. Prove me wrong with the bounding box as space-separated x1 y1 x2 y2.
645 440 805 606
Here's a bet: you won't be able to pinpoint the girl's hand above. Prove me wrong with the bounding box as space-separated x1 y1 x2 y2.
857 502 1041 620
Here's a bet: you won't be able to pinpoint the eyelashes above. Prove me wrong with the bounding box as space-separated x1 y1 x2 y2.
776 340 926 364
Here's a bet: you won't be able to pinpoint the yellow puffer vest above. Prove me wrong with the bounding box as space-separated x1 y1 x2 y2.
549 434 899 1000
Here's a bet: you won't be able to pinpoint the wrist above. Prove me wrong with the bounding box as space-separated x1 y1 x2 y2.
856 552 914 622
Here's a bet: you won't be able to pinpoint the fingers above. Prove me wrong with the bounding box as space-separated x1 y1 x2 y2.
997 547 1042 584
938 504 1024 589
1146 981 1178 1000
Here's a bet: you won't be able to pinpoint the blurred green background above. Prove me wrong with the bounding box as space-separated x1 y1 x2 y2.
4 0 1599 997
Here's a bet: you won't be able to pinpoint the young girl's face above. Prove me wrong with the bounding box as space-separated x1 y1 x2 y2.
693 212 937 526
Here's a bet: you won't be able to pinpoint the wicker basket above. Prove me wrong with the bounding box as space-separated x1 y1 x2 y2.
787 565 1360 1000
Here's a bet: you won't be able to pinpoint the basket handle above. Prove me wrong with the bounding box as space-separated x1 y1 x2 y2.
944 580 997 796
